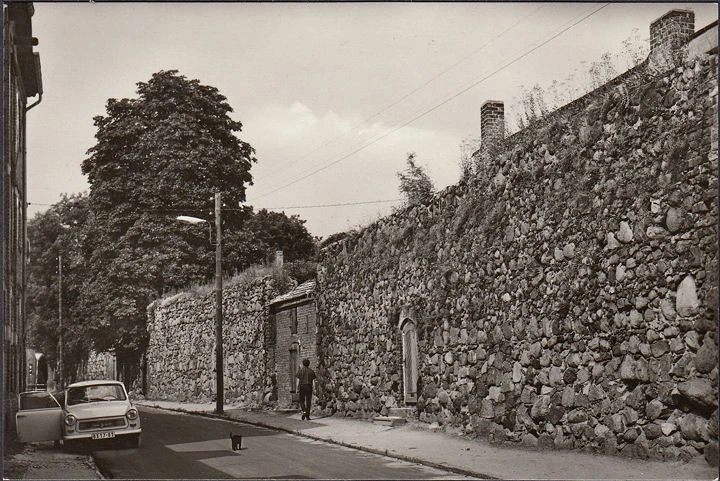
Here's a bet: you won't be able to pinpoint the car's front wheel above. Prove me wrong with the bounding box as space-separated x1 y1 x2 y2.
125 433 141 449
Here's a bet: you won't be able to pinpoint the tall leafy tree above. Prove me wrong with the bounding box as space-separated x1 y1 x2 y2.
79 70 259 374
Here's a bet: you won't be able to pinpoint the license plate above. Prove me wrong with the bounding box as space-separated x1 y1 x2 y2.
91 432 115 440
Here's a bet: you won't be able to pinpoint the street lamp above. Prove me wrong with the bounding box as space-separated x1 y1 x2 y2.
56 223 70 389
176 193 224 414
58 254 63 389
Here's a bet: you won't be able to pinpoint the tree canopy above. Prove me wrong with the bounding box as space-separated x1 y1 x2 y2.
27 70 317 378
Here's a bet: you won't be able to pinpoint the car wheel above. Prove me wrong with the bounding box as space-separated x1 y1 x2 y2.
126 434 141 449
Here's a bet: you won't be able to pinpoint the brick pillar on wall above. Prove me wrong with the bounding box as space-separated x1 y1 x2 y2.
649 9 695 70
481 100 504 147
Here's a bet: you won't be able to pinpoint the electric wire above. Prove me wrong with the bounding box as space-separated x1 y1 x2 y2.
252 5 546 188
251 3 610 202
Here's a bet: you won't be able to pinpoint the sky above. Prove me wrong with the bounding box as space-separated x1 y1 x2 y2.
25 2 718 239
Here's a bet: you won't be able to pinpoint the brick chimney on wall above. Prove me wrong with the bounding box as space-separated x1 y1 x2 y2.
649 9 695 69
481 100 504 147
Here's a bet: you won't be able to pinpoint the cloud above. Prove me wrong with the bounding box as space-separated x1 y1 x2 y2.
241 101 462 237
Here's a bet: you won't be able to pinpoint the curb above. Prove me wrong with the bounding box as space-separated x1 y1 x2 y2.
84 453 106 480
139 403 493 480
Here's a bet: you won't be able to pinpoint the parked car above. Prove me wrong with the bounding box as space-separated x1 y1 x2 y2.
15 380 141 449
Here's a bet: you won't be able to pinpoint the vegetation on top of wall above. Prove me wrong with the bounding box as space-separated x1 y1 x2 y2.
155 265 293 303
316 47 718 464
398 152 435 206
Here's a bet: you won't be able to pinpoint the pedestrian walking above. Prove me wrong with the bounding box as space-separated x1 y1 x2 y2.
296 358 316 420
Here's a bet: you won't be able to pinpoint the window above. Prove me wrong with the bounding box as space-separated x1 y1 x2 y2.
289 308 297 335
67 384 126 405
19 391 61 410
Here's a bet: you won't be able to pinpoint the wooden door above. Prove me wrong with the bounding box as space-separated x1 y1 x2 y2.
401 320 418 404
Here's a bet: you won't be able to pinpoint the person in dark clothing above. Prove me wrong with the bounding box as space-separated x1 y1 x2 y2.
296 358 316 420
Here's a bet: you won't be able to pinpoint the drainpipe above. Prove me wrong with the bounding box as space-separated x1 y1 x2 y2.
26 53 43 111
26 93 42 111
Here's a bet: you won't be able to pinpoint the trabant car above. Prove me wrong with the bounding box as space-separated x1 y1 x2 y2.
16 380 141 449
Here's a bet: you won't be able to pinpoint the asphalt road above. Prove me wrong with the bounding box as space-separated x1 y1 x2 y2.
90 407 473 479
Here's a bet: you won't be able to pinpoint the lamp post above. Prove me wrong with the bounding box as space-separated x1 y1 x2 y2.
56 223 71 389
58 254 64 390
177 193 224 414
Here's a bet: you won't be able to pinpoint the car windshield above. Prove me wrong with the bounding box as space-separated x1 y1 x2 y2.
66 384 126 405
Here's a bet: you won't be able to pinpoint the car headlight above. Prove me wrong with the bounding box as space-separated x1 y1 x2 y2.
64 414 77 426
126 408 139 421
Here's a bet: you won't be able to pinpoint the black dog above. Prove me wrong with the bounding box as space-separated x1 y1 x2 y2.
230 432 242 451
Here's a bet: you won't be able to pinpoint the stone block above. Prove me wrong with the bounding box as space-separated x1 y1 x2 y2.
695 338 718 373
676 379 717 409
372 416 407 427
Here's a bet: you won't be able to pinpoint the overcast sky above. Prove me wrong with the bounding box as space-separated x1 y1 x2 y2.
25 2 718 238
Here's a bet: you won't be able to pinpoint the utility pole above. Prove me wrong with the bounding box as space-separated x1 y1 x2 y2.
214 193 224 414
58 255 64 389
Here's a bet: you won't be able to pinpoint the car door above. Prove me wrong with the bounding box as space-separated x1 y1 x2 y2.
16 391 63 442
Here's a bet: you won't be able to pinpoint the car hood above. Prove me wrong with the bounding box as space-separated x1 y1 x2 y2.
66 402 131 419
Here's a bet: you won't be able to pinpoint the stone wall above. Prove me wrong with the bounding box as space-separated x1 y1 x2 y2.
145 272 285 405
315 50 718 464
78 350 117 381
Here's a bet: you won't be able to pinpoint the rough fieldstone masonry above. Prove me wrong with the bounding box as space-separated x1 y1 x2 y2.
78 350 117 381
314 14 718 464
145 274 284 404
140 10 718 466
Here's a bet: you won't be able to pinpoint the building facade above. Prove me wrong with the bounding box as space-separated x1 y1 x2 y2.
267 281 317 408
3 2 42 437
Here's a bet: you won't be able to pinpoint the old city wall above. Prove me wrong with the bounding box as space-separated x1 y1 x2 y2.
145 275 283 404
79 350 117 382
315 51 718 463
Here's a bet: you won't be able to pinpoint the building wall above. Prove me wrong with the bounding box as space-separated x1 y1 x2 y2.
315 48 718 463
3 2 41 439
272 300 318 408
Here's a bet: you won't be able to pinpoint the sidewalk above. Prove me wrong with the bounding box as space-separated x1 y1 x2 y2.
138 400 718 480
2 441 102 480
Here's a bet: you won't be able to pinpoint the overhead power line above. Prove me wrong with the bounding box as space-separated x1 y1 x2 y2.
251 3 610 202
253 5 546 189
266 198 402 210
31 199 401 214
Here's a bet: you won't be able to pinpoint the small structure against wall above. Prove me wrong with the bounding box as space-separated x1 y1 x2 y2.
480 100 505 146
649 9 695 69
268 281 317 409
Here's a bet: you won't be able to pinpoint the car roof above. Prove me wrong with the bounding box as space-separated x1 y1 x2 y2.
67 380 125 388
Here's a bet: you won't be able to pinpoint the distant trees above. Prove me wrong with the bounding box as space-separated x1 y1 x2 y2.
26 194 92 382
398 152 434 205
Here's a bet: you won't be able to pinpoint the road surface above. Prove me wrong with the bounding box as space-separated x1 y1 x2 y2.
91 407 475 479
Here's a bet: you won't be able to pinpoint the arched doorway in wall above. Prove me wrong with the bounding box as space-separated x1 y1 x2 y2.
400 318 418 404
